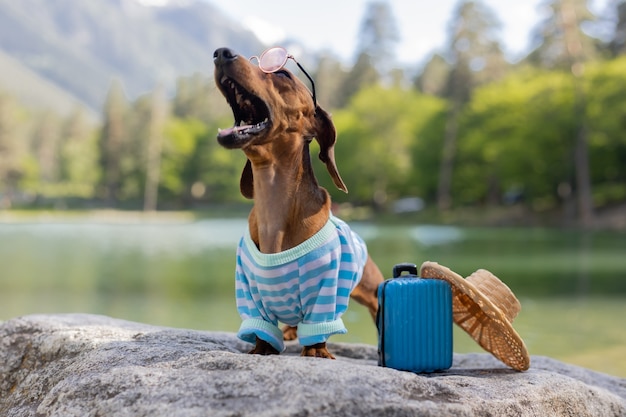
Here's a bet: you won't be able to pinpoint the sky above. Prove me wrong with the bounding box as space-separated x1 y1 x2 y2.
206 0 612 66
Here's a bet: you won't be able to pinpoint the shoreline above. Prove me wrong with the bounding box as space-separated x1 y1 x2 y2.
1 204 625 231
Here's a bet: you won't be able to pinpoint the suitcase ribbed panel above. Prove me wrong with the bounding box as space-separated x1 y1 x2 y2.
378 277 452 372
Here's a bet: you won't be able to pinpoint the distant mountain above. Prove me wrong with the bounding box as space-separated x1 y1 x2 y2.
0 0 265 113
0 48 98 119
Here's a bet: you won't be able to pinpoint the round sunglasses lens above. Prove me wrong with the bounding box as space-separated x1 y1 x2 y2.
259 47 288 72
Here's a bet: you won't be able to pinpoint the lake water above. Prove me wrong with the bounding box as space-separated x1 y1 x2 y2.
1 213 624 377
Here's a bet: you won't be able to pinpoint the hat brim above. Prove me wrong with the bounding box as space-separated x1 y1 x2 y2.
420 261 530 371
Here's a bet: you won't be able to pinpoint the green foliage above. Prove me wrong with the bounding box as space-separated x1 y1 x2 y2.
2 0 625 220
3 57 626 217
59 111 100 198
0 93 29 199
321 85 446 206
458 68 577 207
159 117 245 204
584 57 626 205
161 118 202 195
453 59 626 211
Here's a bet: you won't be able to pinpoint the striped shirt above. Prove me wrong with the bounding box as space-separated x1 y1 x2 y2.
235 216 368 352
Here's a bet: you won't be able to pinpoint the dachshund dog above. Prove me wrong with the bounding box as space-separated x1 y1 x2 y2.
213 47 384 359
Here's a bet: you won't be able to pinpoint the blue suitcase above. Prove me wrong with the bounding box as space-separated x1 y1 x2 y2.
377 263 453 372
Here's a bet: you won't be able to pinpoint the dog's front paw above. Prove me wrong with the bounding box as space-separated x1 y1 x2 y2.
249 338 279 355
282 325 297 341
301 342 335 359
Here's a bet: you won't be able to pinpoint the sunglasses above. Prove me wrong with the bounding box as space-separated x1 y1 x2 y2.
250 46 317 108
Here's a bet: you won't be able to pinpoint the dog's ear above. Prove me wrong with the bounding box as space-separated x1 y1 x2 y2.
240 159 254 199
313 106 348 193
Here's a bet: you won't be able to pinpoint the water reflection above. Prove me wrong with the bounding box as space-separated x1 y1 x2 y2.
0 218 248 255
1 216 625 376
409 225 463 246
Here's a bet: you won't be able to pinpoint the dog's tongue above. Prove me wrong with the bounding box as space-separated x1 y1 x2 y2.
217 120 268 139
218 125 251 139
217 126 237 138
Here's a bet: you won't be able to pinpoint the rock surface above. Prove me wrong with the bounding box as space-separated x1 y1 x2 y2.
1 314 624 417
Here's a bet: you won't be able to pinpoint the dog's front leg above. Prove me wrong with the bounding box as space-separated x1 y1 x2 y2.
282 325 297 341
301 342 335 359
249 338 280 355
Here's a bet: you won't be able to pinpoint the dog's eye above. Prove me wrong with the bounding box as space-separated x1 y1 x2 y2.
274 70 292 79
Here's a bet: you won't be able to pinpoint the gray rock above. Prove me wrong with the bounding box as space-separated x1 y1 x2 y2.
1 314 624 417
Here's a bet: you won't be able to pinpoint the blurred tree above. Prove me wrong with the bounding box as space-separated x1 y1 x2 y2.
355 1 400 78
437 0 507 210
158 113 245 206
59 108 99 198
336 53 379 108
584 57 626 206
609 1 626 56
528 0 600 69
0 93 27 208
143 85 168 211
197 120 246 204
323 85 446 209
98 79 129 206
409 100 448 203
124 93 156 203
313 53 348 110
32 111 61 186
335 1 399 107
459 69 577 210
172 73 229 123
443 0 507 102
459 59 626 217
528 0 600 226
160 117 207 204
414 53 451 96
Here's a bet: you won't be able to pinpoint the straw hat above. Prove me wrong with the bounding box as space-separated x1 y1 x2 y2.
420 261 530 371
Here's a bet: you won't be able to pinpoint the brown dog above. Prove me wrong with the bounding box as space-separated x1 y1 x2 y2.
213 47 384 359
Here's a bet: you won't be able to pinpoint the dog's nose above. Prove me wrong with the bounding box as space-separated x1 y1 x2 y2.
213 48 238 66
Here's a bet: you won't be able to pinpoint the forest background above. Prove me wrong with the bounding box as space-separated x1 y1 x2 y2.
1 0 626 230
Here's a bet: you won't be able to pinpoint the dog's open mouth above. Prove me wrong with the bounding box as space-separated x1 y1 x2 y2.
217 76 270 145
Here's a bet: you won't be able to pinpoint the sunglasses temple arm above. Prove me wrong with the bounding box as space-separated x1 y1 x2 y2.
295 61 317 108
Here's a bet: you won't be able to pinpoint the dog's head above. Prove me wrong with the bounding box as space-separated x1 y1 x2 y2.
213 47 346 198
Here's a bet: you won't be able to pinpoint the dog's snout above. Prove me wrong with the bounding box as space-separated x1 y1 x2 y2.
214 48 238 66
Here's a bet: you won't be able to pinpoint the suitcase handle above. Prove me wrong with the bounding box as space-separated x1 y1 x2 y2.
392 263 418 278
